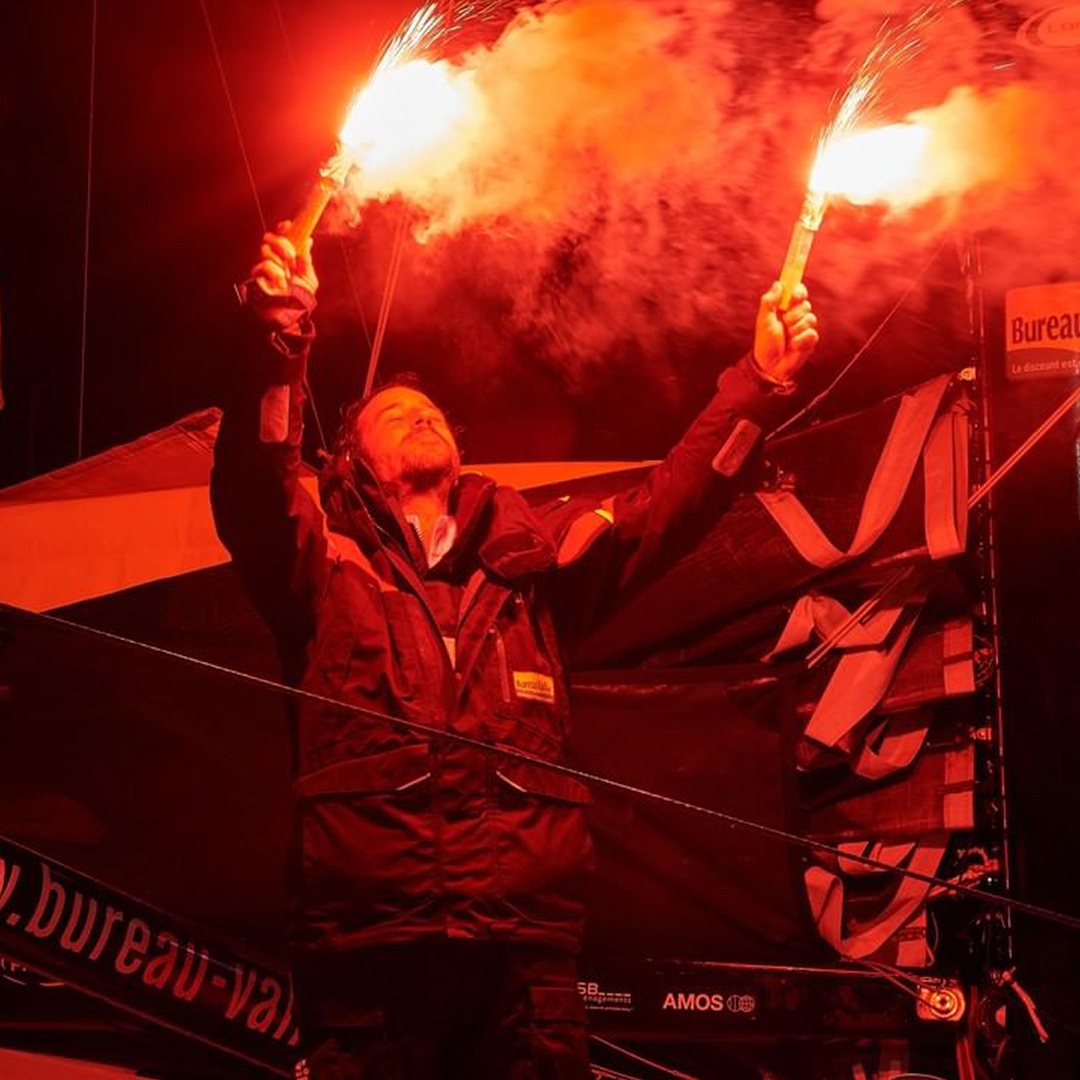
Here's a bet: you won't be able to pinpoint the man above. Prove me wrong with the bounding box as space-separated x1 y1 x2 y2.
211 224 817 1080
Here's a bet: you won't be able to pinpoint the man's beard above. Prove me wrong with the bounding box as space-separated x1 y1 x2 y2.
398 432 458 490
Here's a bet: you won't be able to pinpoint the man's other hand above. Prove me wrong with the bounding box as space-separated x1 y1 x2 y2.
251 221 319 298
752 282 818 387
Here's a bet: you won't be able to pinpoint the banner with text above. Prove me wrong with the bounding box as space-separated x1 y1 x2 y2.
1005 281 1080 381
0 834 294 1075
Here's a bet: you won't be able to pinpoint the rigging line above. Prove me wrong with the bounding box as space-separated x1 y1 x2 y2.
302 373 329 453
804 563 915 669
8 603 1080 935
589 1036 701 1080
342 235 375 352
197 0 266 233
203 0 328 453
269 0 298 76
363 206 409 397
859 957 937 992
968 383 1080 508
767 237 948 443
76 0 99 461
855 959 937 1003
591 1067 649 1080
366 208 408 394
262 0 346 447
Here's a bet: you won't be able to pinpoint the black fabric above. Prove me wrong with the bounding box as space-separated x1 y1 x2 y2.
570 386 959 669
0 602 293 952
294 942 589 1080
571 669 822 964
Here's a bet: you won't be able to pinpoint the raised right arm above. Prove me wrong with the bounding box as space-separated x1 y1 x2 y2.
209 229 329 640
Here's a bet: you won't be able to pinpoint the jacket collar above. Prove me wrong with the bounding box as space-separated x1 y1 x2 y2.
319 461 556 581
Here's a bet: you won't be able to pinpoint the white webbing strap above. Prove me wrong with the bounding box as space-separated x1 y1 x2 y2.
852 709 932 781
803 588 926 749
942 618 976 697
764 593 908 661
756 375 950 570
768 600 972 774
923 401 970 560
805 839 947 960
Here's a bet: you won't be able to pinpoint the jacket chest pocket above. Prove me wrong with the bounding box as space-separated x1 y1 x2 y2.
485 609 568 754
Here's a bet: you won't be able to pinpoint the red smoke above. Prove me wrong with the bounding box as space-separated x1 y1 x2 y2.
327 0 1080 406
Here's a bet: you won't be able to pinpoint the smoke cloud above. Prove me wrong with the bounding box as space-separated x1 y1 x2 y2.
328 0 1080 408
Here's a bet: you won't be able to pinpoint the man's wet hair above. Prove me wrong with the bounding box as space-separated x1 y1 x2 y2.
332 373 462 468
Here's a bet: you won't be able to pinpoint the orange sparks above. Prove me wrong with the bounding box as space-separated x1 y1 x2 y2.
806 2 959 203
335 1 512 184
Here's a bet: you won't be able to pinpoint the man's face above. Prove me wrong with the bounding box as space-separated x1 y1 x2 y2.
355 386 461 492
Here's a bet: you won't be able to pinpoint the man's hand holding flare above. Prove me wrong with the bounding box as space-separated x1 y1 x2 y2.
251 221 319 299
752 282 818 388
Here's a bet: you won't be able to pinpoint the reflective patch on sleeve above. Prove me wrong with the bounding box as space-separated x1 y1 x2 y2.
556 509 613 566
259 384 290 444
711 418 762 477
513 671 555 704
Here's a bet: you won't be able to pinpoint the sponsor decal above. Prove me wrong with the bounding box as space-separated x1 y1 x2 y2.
0 837 296 1070
727 993 757 1014
577 979 634 1012
661 990 757 1015
1018 5 1080 50
1005 282 1080 381
513 670 555 704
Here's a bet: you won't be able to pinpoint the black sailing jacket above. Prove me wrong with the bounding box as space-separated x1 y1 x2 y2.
210 284 796 960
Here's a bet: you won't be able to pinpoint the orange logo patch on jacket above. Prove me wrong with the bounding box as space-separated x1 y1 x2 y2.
513 671 556 704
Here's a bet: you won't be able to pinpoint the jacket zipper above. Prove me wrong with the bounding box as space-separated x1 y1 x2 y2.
492 628 512 706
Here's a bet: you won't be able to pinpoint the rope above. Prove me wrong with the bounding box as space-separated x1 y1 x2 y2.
768 239 949 443
76 0 99 460
270 0 299 75
967 384 1080 508
301 374 329 453
805 564 917 669
363 205 410 397
197 0 266 233
199 0 329 452
260 0 356 444
6 603 1080 935
590 1036 701 1080
341 236 374 352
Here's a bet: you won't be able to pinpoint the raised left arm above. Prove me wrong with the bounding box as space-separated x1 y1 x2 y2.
545 283 819 641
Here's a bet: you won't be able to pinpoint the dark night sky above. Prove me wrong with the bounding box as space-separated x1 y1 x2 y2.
0 0 417 486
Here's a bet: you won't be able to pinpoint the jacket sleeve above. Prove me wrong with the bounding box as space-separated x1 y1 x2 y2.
210 282 329 643
546 354 796 644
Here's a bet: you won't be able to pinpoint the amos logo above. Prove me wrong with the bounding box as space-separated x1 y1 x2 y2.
1018 5 1080 49
662 991 725 1012
661 990 758 1014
